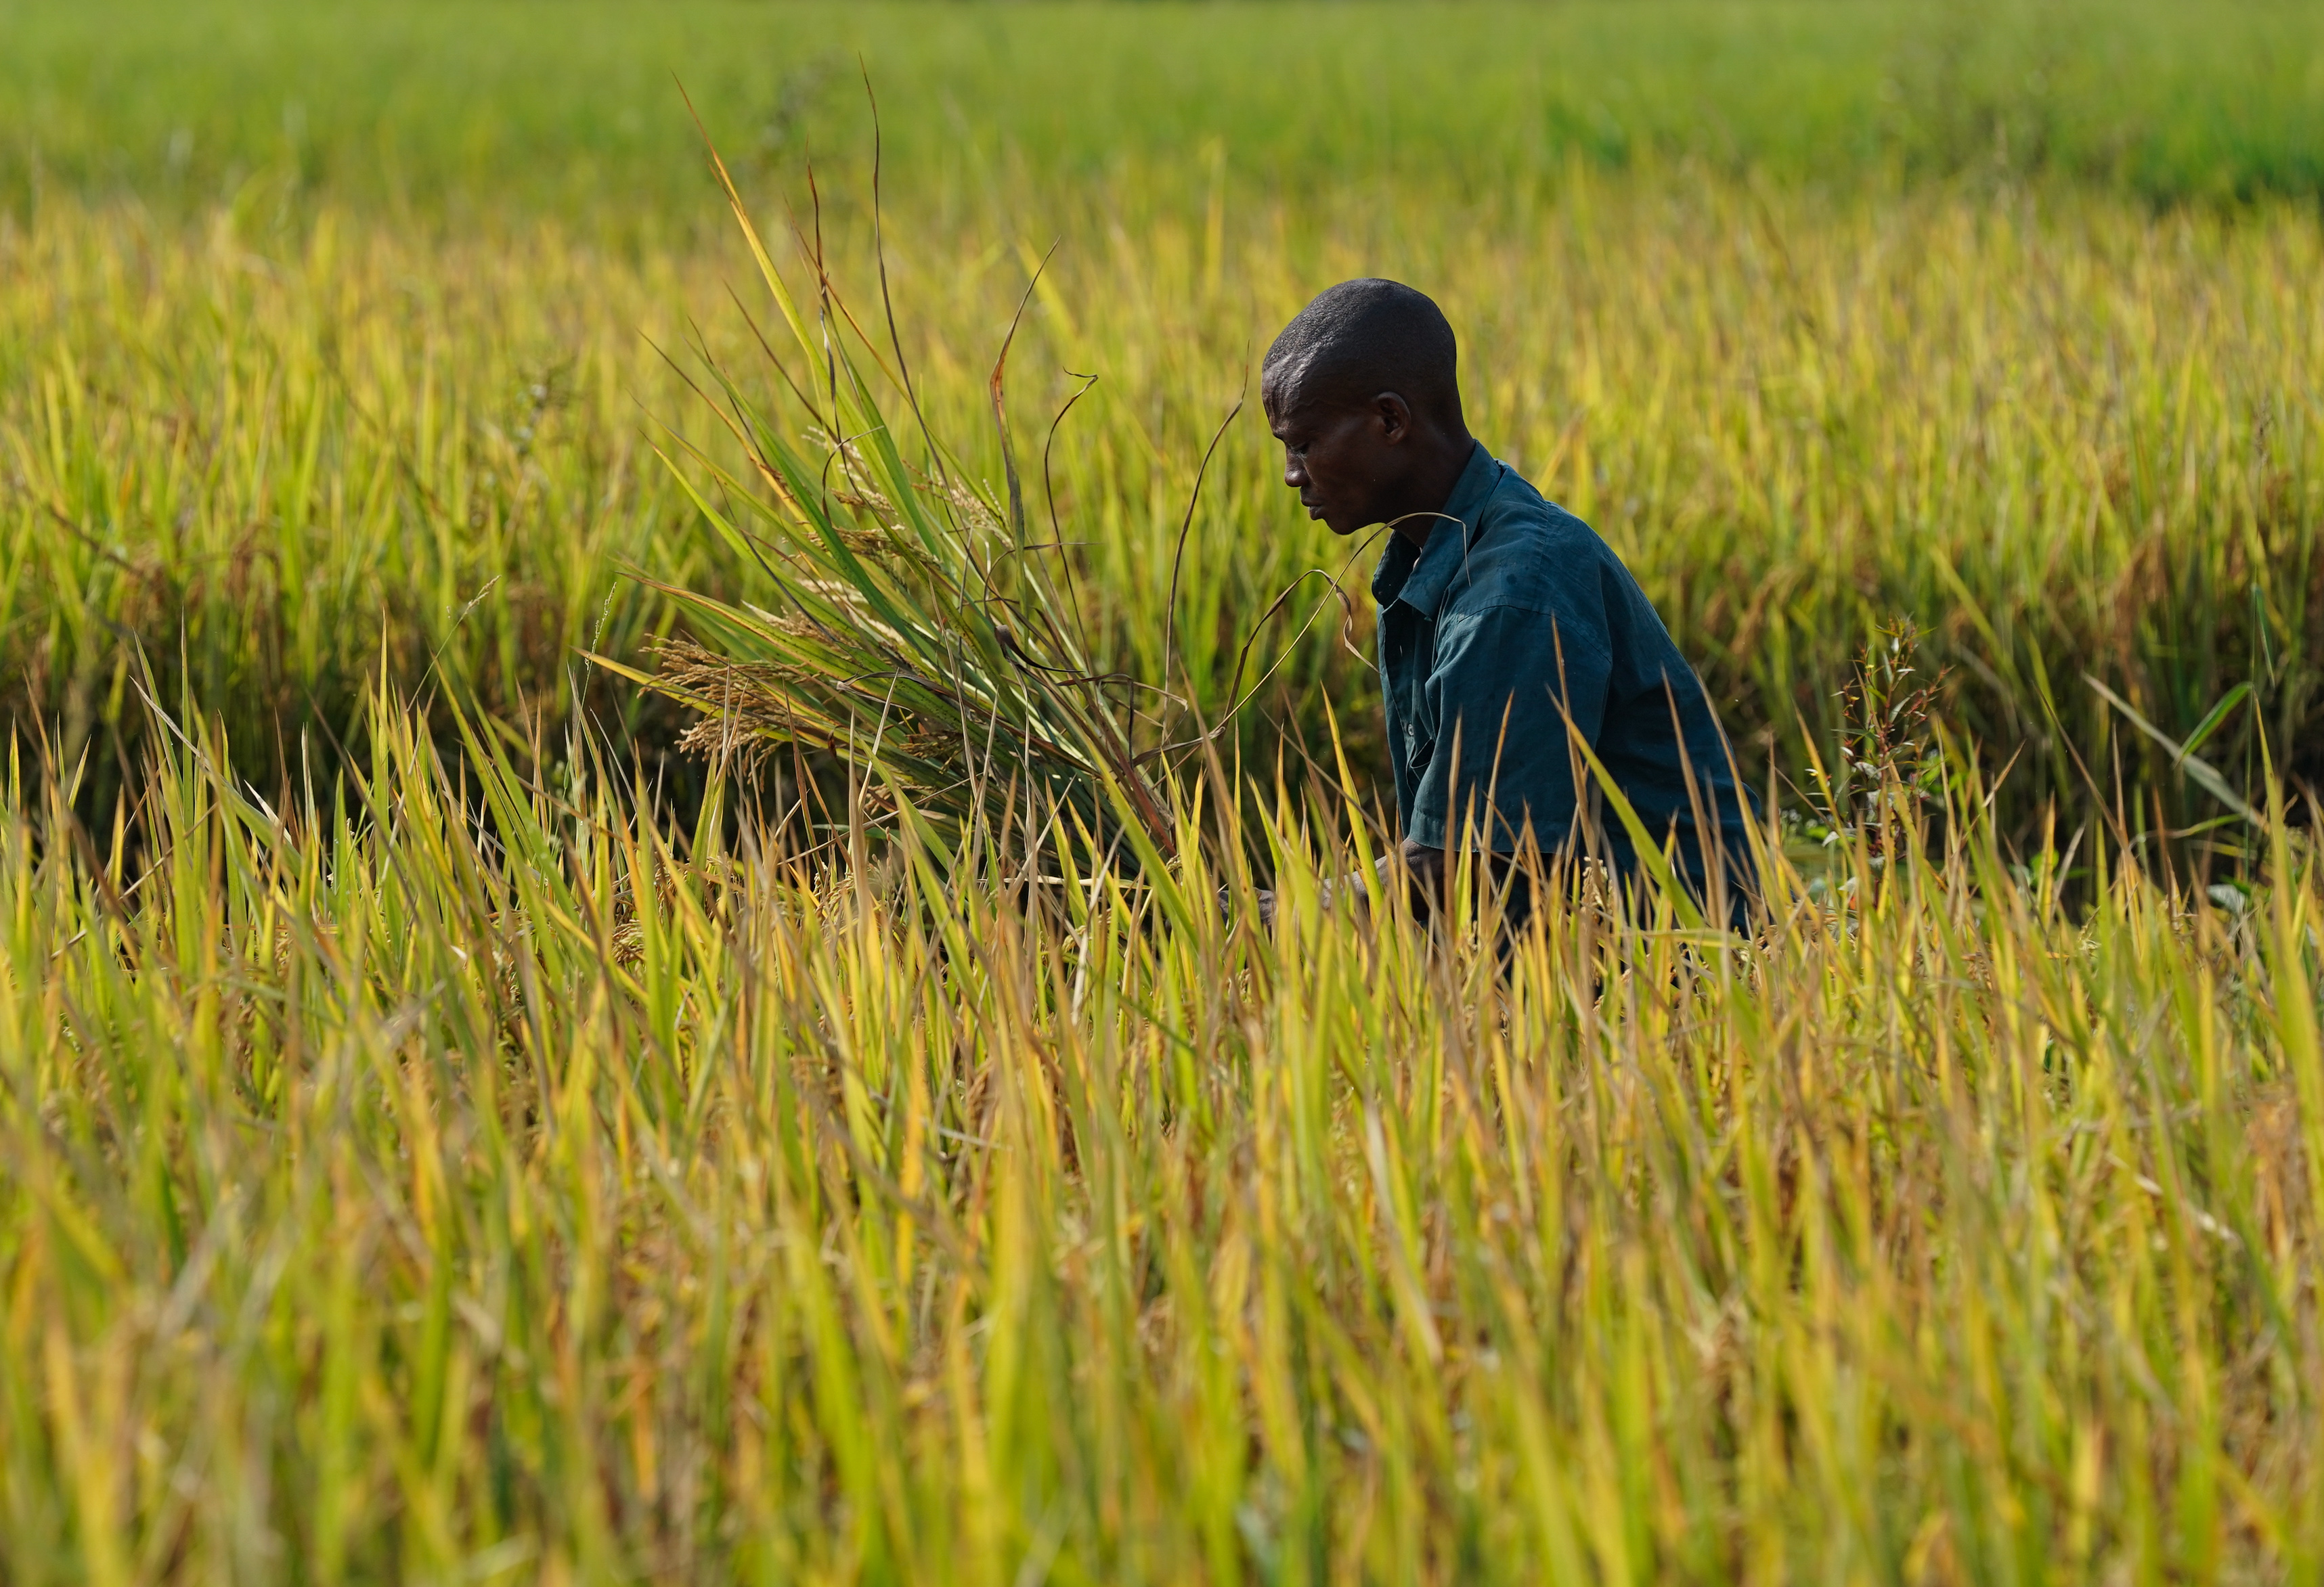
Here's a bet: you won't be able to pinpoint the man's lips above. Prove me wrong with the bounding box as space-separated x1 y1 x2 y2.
1300 497 1325 518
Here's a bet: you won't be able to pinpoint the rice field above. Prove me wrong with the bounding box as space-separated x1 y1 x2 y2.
3 2 2322 1580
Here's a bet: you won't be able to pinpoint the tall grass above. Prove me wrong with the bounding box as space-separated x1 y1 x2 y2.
5 12 2323 1574
0 203 709 791
1 692 2318 1580
6 178 2317 848
4 1 2321 847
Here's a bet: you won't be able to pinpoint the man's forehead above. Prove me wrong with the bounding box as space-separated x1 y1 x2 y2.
1262 349 1325 406
1261 373 1332 428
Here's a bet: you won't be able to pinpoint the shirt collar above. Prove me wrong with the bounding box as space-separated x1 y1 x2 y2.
1370 441 1503 618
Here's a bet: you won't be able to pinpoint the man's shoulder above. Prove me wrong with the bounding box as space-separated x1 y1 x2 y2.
1474 463 1596 534
1446 466 1617 611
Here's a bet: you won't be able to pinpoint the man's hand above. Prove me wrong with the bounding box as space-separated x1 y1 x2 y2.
1249 843 1529 933
1248 851 1397 933
1398 837 1449 917
1396 839 1534 926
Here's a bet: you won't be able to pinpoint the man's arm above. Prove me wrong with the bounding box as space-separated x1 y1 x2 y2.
1407 601 1613 857
1396 834 1553 922
1250 837 1515 929
1258 596 1613 930
1399 836 1450 915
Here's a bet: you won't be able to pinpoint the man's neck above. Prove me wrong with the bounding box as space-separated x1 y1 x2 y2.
1390 432 1478 548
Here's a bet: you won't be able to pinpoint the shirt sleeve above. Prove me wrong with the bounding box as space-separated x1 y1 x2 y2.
1407 600 1613 852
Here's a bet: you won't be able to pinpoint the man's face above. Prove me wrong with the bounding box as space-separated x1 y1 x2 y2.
1264 381 1410 537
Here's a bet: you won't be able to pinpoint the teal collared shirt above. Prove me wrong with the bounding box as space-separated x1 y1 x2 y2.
1372 442 1752 893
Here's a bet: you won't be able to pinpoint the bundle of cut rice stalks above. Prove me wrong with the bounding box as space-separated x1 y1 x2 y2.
594 128 1182 874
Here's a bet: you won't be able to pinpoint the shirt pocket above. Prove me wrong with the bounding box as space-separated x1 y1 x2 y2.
1403 716 1435 776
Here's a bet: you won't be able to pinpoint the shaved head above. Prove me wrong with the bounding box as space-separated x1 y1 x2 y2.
1262 278 1462 425
1260 280 1476 542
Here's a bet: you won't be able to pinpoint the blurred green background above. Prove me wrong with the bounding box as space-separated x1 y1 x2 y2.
7 0 2321 227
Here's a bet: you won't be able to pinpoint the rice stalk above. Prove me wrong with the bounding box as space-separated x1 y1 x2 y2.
591 126 1179 872
2 686 2319 1580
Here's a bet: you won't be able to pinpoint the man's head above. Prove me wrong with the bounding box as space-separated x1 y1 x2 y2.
1261 278 1471 538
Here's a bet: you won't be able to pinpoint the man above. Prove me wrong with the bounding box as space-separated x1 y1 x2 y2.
1263 278 1754 923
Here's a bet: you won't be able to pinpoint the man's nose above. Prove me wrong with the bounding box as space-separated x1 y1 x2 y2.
1282 455 1308 489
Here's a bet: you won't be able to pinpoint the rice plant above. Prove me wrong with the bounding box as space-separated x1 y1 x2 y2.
591 132 1181 873
5 6 2323 1582
7 173 2317 851
1 682 2319 1581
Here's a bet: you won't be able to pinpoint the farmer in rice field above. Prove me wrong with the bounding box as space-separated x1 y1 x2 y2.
1262 277 1755 925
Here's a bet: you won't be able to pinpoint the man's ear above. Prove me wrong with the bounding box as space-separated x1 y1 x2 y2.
1374 391 1413 445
